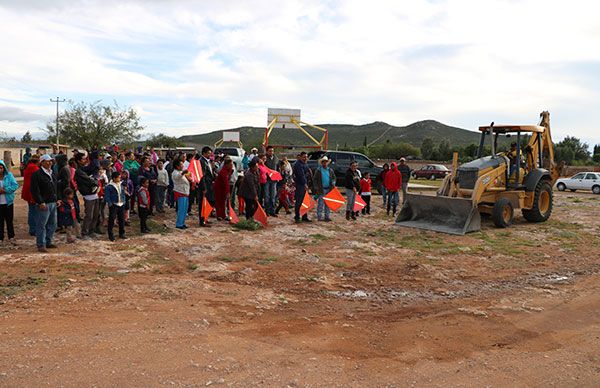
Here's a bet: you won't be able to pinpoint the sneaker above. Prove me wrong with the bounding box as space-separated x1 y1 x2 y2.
46 243 58 249
294 219 302 224
175 226 187 230
271 213 278 218
302 218 312 223
119 235 128 239
109 236 116 242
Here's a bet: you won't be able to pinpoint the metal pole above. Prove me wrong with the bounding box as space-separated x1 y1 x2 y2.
50 97 66 147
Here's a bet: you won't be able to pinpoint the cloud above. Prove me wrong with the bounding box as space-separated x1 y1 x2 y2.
0 106 48 122
0 0 599 148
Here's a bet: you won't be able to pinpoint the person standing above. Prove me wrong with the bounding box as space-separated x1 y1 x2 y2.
264 146 279 216
156 159 168 213
137 177 151 233
378 163 390 207
198 147 215 227
312 156 336 222
105 172 127 241
172 160 191 229
0 160 19 245
214 158 233 220
123 152 140 214
345 161 360 221
398 158 411 204
384 162 402 216
138 157 158 216
360 172 372 215
21 154 40 236
74 153 100 238
292 152 311 223
29 154 58 252
238 160 260 220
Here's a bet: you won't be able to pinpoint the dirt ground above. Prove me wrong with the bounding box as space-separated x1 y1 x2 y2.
1 187 599 387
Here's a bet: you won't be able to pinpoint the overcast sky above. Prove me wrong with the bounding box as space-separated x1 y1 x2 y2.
0 0 599 147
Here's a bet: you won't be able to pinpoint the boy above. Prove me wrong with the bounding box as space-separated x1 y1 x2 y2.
156 159 168 213
384 162 402 216
58 188 80 243
137 177 151 233
106 171 127 241
360 172 372 215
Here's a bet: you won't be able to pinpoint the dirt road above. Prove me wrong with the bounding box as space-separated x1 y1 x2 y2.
1 190 599 386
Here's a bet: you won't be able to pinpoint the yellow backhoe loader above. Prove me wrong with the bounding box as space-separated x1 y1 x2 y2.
396 111 562 235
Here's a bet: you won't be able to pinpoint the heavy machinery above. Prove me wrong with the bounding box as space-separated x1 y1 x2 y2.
396 111 562 235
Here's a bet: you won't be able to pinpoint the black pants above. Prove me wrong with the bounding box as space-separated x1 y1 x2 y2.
138 207 149 232
294 185 308 221
108 205 125 239
361 195 371 215
243 197 257 220
0 204 15 241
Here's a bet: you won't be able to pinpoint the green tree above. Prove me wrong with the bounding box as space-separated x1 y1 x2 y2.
21 131 33 143
554 136 590 162
46 101 143 149
421 138 436 160
145 133 184 148
593 144 600 163
437 140 451 161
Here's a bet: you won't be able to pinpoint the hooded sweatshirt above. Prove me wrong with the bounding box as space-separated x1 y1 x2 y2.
0 160 19 206
384 162 402 192
21 160 39 204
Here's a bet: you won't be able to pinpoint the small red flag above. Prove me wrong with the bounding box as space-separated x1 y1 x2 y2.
254 201 268 227
267 169 283 181
353 194 366 212
323 187 345 211
189 159 203 183
299 191 314 216
238 196 245 215
201 196 213 219
228 199 239 224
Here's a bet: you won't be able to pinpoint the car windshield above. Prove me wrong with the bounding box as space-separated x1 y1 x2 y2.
308 151 325 160
215 148 239 156
572 173 586 179
434 165 449 171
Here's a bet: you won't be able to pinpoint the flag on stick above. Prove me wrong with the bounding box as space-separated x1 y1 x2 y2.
323 187 345 211
201 196 213 219
189 159 203 183
228 199 239 224
254 201 268 227
353 195 367 212
299 191 314 216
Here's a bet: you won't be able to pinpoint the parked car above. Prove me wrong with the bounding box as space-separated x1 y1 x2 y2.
555 172 600 194
307 150 384 192
411 164 450 180
214 147 244 172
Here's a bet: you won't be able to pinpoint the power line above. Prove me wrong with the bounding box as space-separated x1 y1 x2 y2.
50 97 66 146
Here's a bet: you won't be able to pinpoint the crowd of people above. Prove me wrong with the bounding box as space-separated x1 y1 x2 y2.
0 145 413 251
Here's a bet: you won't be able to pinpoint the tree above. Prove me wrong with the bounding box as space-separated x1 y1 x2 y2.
554 136 590 163
46 101 143 149
21 131 33 143
437 140 451 161
421 138 436 160
145 133 184 148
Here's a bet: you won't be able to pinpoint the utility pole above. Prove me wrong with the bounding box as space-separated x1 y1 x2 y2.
50 97 66 146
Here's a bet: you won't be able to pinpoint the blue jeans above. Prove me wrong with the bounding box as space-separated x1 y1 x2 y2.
317 187 331 220
176 196 189 228
35 202 57 248
28 203 37 235
156 186 167 211
264 180 277 215
386 191 399 212
381 185 387 206
346 189 356 212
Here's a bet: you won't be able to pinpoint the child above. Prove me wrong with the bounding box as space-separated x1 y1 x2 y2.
156 159 168 213
96 167 108 230
106 172 127 241
121 170 133 225
137 177 151 233
384 162 402 216
58 188 81 243
360 172 372 215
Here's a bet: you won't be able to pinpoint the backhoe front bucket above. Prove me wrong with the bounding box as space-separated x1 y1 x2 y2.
395 194 481 235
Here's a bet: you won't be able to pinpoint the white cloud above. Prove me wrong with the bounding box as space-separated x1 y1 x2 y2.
0 0 599 147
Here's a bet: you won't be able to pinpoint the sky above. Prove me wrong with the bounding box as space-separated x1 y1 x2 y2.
0 0 599 148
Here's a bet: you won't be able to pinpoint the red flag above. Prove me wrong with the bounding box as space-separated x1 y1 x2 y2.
353 194 366 212
254 201 268 227
228 199 239 224
323 187 345 211
189 159 203 183
299 191 314 216
201 196 213 219
238 196 245 215
267 169 283 181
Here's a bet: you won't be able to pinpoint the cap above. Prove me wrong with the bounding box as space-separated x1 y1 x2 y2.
400 157 406 162
40 154 54 162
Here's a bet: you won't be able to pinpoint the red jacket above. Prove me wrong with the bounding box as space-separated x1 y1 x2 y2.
360 178 371 193
384 163 402 192
21 163 39 204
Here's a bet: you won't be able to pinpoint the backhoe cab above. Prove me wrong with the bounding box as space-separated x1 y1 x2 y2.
397 111 561 235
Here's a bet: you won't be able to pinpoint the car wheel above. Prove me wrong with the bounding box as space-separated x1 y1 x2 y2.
593 185 600 195
429 174 436 180
556 183 566 191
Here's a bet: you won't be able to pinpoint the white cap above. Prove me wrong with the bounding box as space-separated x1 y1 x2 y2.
40 154 54 162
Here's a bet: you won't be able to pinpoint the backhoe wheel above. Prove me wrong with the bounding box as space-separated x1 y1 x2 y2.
522 180 553 222
492 198 514 228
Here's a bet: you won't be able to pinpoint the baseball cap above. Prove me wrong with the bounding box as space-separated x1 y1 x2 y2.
40 154 54 162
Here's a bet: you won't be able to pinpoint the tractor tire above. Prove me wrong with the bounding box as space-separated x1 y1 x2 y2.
593 185 600 195
557 183 566 191
492 198 514 228
522 180 553 223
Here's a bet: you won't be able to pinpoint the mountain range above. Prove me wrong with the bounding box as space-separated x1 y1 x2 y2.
179 120 482 148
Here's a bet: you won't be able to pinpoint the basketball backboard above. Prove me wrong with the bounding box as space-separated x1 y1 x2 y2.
267 108 301 129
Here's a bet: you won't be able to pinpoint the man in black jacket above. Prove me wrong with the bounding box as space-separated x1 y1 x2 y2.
264 146 279 216
198 147 215 227
30 154 58 252
74 153 100 237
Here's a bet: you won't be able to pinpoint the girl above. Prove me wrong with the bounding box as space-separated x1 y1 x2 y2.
21 154 40 236
0 160 19 245
344 161 360 221
360 172 372 215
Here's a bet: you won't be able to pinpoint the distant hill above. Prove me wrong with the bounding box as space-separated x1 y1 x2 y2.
179 120 482 148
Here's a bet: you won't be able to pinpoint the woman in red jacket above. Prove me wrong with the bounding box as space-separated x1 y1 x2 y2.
213 158 234 220
21 154 40 236
384 162 402 216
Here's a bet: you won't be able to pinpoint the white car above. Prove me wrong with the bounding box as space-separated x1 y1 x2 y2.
555 172 600 194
